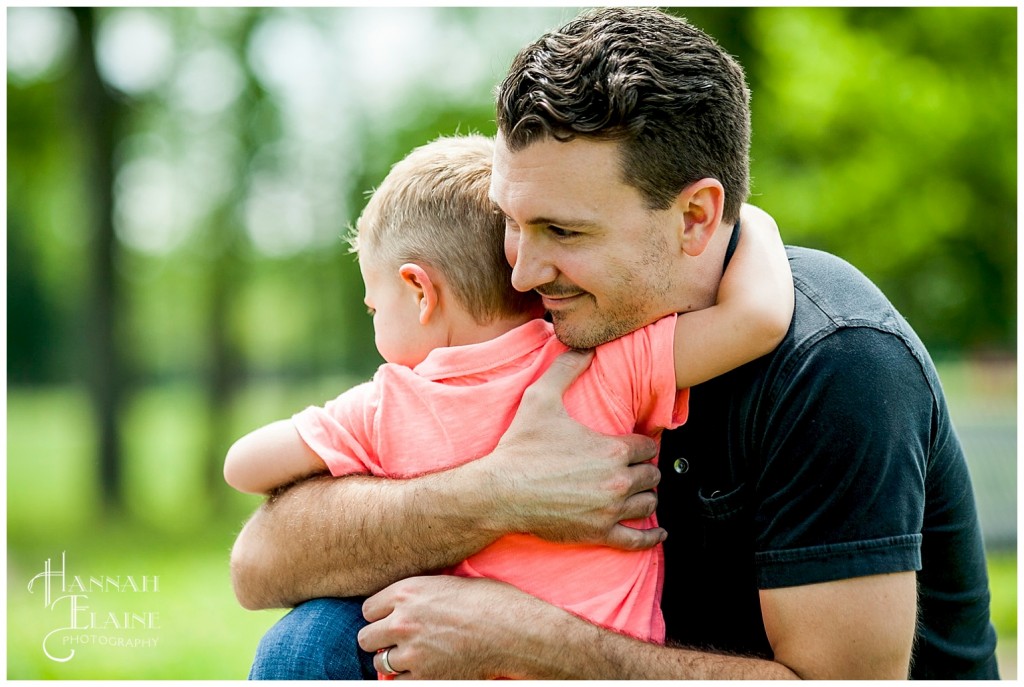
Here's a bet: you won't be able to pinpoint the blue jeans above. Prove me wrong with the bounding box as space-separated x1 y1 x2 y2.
249 597 376 680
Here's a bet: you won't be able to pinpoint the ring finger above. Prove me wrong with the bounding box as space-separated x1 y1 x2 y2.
375 646 403 677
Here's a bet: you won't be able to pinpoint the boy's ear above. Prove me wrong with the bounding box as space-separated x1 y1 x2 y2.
398 263 439 325
675 178 725 257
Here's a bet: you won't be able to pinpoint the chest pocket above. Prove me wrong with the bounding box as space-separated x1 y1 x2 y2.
659 424 753 550
696 480 749 518
659 424 755 566
658 445 767 656
694 482 757 574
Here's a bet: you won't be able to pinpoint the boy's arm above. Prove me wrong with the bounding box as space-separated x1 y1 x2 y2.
224 419 328 495
674 204 794 388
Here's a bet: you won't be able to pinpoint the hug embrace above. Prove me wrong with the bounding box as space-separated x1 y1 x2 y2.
226 7 999 680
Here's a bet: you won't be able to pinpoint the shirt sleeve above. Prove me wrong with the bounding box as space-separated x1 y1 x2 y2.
596 314 689 434
753 326 929 588
291 379 385 477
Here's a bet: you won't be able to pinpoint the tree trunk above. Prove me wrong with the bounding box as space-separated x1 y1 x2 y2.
72 7 126 513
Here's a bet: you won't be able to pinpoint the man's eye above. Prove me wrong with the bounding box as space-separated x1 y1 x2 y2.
548 225 576 238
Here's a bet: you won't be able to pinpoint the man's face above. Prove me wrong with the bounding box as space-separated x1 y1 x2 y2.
490 135 682 349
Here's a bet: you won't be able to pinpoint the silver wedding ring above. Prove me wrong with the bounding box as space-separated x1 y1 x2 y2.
381 647 400 676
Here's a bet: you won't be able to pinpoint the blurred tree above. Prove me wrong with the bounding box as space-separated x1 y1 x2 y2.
7 211 59 383
7 8 85 385
71 7 129 512
196 9 272 504
746 7 1016 355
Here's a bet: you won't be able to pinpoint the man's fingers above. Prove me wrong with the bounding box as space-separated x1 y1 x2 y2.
361 588 394 623
620 489 659 521
357 619 388 653
626 461 661 496
603 522 667 551
621 433 659 465
357 590 394 652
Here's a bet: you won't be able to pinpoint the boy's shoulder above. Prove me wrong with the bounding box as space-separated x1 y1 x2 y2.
590 313 679 385
593 313 678 352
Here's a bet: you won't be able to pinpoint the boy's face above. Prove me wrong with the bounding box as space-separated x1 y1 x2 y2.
490 135 683 349
360 253 432 368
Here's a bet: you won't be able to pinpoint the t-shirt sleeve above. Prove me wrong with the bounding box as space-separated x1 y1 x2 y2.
291 380 385 477
597 314 689 434
754 326 929 588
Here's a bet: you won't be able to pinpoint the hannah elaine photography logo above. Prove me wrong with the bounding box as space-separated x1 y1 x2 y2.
27 551 161 662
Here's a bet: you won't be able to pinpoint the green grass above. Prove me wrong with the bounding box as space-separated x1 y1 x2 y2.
7 383 288 679
6 369 1017 678
988 550 1017 636
8 524 286 679
987 550 1018 679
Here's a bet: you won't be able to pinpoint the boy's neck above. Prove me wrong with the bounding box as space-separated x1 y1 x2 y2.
444 311 539 348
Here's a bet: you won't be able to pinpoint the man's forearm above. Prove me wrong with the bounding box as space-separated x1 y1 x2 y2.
563 622 799 680
230 469 504 609
358 575 800 680
499 589 798 679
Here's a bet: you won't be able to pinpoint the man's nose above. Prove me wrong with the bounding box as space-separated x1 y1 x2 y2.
509 237 556 293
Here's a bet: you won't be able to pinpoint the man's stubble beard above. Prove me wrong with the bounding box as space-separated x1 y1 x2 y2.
550 230 676 350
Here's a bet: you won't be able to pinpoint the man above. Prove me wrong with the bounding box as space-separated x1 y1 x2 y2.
232 8 998 679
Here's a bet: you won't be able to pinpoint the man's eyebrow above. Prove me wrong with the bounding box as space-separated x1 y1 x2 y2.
524 216 599 229
488 192 599 228
497 211 600 229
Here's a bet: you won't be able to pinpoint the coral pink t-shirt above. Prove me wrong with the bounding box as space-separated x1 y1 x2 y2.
293 316 687 644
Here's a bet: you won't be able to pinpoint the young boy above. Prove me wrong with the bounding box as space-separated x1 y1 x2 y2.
225 134 792 663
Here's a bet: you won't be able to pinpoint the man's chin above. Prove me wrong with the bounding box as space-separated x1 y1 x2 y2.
551 306 660 349
551 315 615 350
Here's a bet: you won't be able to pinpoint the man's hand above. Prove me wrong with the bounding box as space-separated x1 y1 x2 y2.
357 575 579 680
473 348 665 550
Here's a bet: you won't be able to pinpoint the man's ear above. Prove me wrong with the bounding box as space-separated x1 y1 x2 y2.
675 178 725 257
398 263 439 325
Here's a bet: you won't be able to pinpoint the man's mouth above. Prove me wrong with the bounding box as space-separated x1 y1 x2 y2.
538 291 585 310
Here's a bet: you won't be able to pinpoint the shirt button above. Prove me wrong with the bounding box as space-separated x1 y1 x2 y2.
673 457 689 474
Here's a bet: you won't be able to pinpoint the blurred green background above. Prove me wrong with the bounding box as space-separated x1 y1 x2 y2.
7 6 1016 679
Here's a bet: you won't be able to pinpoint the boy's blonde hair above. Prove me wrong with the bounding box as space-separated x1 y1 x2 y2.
352 134 539 324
